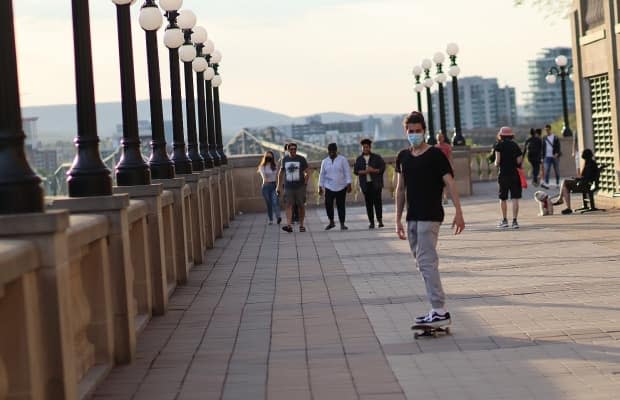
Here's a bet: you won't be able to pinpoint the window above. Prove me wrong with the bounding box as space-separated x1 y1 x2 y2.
582 0 605 33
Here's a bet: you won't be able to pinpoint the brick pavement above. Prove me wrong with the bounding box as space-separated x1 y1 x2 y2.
94 182 620 400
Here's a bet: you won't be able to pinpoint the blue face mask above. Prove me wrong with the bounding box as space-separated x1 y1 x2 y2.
407 133 425 146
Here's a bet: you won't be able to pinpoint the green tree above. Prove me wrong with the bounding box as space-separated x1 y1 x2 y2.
514 0 572 17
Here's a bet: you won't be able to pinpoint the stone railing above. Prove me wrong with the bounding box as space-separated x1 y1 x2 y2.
0 166 234 399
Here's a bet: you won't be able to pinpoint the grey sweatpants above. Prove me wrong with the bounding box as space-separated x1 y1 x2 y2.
407 221 445 309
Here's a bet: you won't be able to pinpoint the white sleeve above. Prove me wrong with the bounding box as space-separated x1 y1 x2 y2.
344 157 352 185
318 159 326 188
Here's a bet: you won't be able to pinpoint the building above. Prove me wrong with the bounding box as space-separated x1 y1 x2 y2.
521 47 575 125
23 117 39 149
431 76 517 133
569 0 620 204
290 115 366 146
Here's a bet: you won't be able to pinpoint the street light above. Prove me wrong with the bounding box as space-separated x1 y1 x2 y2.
161 0 192 174
412 65 423 112
67 0 113 197
139 0 175 179
178 10 204 172
433 51 448 140
203 40 221 166
421 58 436 145
0 0 44 212
111 0 152 186
546 54 573 137
211 49 227 164
191 26 213 169
447 42 465 146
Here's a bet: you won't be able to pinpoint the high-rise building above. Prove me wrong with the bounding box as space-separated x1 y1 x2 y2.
522 47 575 125
431 76 517 133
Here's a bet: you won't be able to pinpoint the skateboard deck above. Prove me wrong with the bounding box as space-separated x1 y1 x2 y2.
411 324 451 339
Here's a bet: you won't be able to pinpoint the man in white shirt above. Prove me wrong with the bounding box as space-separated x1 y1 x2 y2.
541 124 561 189
318 143 352 230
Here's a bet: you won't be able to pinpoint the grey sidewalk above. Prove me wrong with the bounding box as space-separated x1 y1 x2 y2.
94 182 620 400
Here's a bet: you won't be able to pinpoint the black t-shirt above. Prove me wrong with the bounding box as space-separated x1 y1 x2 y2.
396 147 453 222
494 139 522 177
280 155 308 189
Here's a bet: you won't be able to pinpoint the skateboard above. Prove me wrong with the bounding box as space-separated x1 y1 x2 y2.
411 324 451 339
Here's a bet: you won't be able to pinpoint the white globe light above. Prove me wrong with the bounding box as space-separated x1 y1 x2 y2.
139 6 163 31
415 83 424 93
412 65 423 76
203 40 215 55
546 74 557 84
159 0 183 11
448 65 460 77
191 26 208 44
111 0 136 5
435 72 447 84
423 77 434 88
432 52 445 65
204 67 215 80
555 55 568 67
569 73 574 81
446 43 459 56
211 50 222 64
163 27 184 49
421 59 432 70
179 44 196 62
212 75 222 87
177 9 196 30
192 57 208 72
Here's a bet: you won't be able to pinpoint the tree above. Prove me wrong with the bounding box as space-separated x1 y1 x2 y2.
514 0 572 18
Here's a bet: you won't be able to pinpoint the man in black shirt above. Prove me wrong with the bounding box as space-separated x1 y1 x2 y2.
494 126 523 229
354 138 386 229
523 128 543 186
395 111 465 328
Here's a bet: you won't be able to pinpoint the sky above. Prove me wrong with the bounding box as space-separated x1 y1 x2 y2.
13 0 571 117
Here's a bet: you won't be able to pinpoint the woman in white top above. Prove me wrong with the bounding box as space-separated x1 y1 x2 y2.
257 151 281 225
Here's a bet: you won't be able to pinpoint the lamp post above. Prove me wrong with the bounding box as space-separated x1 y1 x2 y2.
0 0 44 213
412 65 423 112
112 0 151 186
203 40 220 166
139 0 174 179
211 50 227 164
67 0 113 197
191 27 213 169
178 10 204 171
161 0 192 174
433 52 448 139
546 55 573 137
421 58 436 145
447 43 465 146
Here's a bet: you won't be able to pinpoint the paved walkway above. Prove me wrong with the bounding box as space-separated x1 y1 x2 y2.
94 183 620 400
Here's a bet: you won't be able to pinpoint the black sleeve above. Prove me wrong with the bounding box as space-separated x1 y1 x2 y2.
377 155 386 174
581 161 597 183
301 157 308 172
515 143 523 158
395 150 406 173
435 148 454 178
353 156 361 175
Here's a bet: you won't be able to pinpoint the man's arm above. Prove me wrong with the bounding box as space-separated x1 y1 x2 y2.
494 151 501 167
277 168 284 194
443 174 465 235
395 172 407 240
343 157 353 192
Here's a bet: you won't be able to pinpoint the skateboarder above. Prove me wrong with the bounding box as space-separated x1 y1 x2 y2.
395 111 465 327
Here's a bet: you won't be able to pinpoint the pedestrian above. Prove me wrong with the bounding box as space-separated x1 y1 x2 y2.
395 111 465 327
319 143 352 230
552 149 599 214
494 126 523 229
257 151 281 225
541 124 561 189
282 143 299 223
278 142 309 233
354 138 386 229
434 131 453 204
523 128 543 186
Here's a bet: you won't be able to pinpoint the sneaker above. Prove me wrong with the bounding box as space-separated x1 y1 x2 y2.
416 311 451 327
378 221 384 228
340 225 348 230
496 219 509 229
325 222 336 230
512 219 519 229
541 183 549 189
277 217 282 225
369 224 375 229
561 208 573 215
533 181 540 187
282 225 293 233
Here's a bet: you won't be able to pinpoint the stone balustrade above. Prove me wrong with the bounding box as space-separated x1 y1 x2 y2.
0 167 233 400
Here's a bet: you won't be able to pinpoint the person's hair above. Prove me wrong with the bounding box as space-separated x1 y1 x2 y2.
360 138 372 146
327 142 337 152
288 142 297 150
402 111 426 130
545 124 551 130
258 151 276 171
283 143 289 151
535 128 542 136
436 131 445 141
581 148 594 160
529 128 535 137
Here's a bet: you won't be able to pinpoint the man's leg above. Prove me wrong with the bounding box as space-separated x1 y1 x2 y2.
286 205 293 226
325 189 335 223
500 200 507 219
512 199 519 220
299 205 306 227
544 157 552 184
375 188 383 226
553 158 560 185
408 221 445 311
363 189 374 225
335 188 347 226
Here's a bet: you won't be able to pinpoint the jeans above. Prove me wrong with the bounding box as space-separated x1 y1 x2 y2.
363 186 383 223
528 155 541 184
407 221 445 309
325 188 347 224
544 156 560 185
261 182 280 221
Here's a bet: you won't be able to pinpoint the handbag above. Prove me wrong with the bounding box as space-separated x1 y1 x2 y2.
517 167 528 189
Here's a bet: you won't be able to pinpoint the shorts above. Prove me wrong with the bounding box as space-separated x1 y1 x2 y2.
498 174 522 200
284 186 306 207
565 178 589 193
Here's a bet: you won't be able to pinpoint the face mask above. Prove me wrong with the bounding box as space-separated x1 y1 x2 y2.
407 133 424 146
265 157 272 161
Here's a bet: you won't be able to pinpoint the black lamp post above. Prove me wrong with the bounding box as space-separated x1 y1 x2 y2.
0 0 44 213
139 0 175 179
67 0 113 197
161 1 192 174
192 31 214 169
211 50 228 164
421 59 436 145
112 0 151 186
412 65 423 112
433 52 448 139
447 43 465 146
546 54 573 137
204 49 221 166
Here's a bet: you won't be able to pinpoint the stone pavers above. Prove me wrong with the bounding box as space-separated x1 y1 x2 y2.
94 182 620 400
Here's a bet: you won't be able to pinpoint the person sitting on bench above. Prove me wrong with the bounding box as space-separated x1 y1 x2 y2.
553 149 599 214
